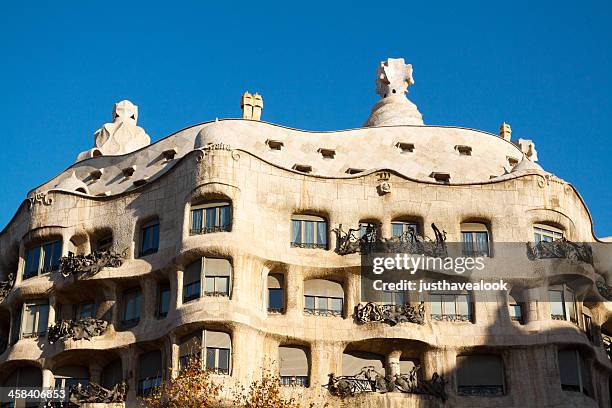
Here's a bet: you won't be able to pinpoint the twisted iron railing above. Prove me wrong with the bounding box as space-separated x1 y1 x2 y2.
47 317 108 344
355 302 425 326
0 273 15 303
59 249 124 278
326 366 447 400
526 238 593 264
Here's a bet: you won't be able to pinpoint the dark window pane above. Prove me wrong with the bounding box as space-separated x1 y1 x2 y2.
268 288 284 311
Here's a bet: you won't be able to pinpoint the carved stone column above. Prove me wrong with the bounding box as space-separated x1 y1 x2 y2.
386 350 402 378
175 269 184 309
285 267 302 317
120 348 137 403
48 295 57 330
42 368 54 388
141 279 156 325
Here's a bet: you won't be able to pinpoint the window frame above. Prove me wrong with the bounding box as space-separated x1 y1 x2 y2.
461 225 490 257
507 294 524 324
558 349 590 395
183 258 232 303
290 215 328 249
190 201 232 235
139 221 160 257
23 240 62 280
178 330 232 375
156 282 171 319
303 295 343 317
534 224 564 243
391 221 419 241
548 284 578 324
456 354 505 396
74 301 96 320
429 292 472 322
121 288 142 328
20 300 49 339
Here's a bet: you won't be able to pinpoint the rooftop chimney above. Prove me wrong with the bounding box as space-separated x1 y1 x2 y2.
499 122 512 141
241 91 263 120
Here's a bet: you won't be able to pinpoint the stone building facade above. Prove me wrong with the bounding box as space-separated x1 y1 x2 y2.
0 58 610 408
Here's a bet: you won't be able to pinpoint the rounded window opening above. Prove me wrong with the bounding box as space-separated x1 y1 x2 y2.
190 200 232 235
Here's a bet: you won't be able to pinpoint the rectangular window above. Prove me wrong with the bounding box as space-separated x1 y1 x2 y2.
157 283 170 318
204 277 229 297
508 301 523 323
382 291 406 305
21 301 49 338
456 355 505 396
122 289 142 328
462 231 490 257
268 288 284 313
290 217 327 249
23 240 61 280
140 222 159 256
205 347 230 374
549 285 577 323
391 222 418 241
534 225 563 242
183 261 202 303
558 350 590 395
429 293 472 322
190 203 231 234
303 296 342 316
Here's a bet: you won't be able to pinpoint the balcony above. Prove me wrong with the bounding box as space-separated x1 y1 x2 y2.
354 302 425 326
280 376 309 387
526 238 593 265
59 249 124 278
190 224 231 235
0 273 15 303
47 317 109 344
326 366 447 400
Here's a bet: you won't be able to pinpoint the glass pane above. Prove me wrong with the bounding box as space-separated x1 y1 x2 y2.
37 304 48 334
183 282 200 302
549 290 565 319
216 277 229 295
442 295 456 316
218 349 230 373
51 242 62 270
330 298 343 313
205 277 215 294
77 302 95 319
304 296 315 310
392 223 404 238
317 297 328 311
268 289 283 310
159 287 170 316
476 232 489 256
205 348 216 369
191 209 203 233
291 220 302 245
24 247 40 278
304 221 314 245
430 295 441 315
457 295 469 316
382 291 393 304
219 206 230 229
205 207 216 228
396 291 406 305
24 306 37 335
151 224 159 251
316 221 327 247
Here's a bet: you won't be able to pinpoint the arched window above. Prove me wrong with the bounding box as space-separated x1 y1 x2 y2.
178 329 231 375
183 258 232 303
456 355 505 396
23 239 62 280
279 346 309 387
303 279 343 317
190 201 231 235
558 349 590 395
291 215 327 249
534 223 563 242
267 273 284 313
461 223 490 257
138 350 163 396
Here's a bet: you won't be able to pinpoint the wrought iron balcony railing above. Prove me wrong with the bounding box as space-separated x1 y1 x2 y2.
48 317 108 343
526 238 593 265
0 273 15 303
59 249 124 278
355 302 425 326
291 242 327 249
280 376 309 387
602 335 612 361
304 307 342 317
68 381 128 404
189 225 231 235
430 313 472 322
332 223 447 257
326 366 447 401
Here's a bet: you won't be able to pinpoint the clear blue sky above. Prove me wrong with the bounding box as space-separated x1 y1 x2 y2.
0 1 610 237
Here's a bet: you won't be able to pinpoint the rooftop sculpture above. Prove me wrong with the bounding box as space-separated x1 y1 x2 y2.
365 58 424 127
76 100 150 161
